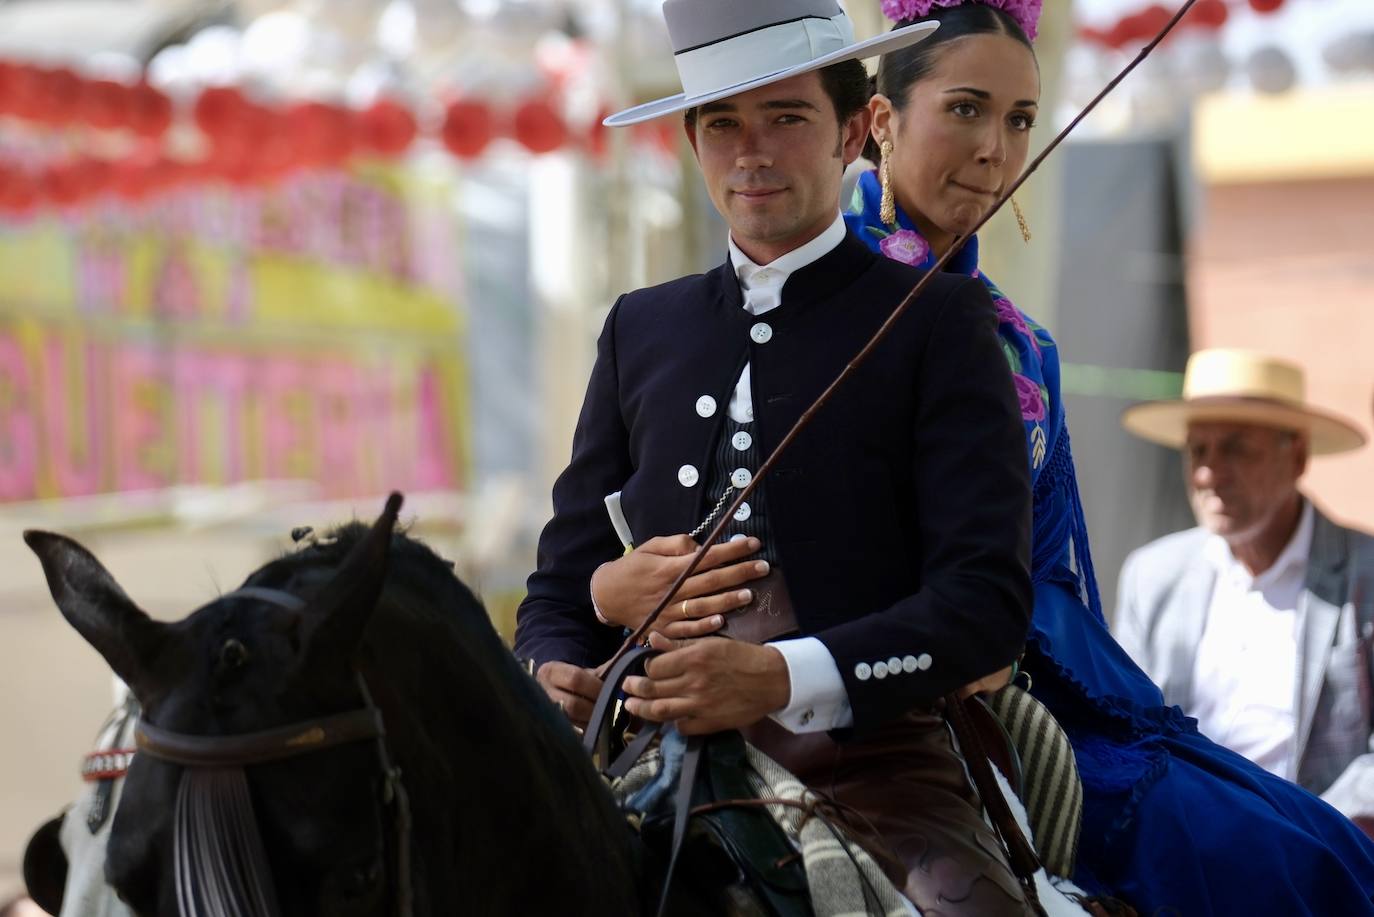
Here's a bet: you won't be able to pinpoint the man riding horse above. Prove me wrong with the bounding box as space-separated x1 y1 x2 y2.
514 1 1038 912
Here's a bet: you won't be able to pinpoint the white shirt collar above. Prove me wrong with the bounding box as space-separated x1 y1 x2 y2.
1204 498 1314 590
728 212 847 292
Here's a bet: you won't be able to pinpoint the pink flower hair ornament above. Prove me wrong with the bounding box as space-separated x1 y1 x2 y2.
880 0 1042 41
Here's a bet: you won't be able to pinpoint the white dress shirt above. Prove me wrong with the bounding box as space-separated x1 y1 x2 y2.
1190 500 1314 779
726 213 854 733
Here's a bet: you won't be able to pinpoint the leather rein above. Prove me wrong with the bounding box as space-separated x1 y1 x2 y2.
131 587 414 917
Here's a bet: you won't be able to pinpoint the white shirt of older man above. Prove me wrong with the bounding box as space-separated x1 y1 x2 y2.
1190 500 1315 779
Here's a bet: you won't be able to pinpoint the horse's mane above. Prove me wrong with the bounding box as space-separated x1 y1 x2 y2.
258 522 473 617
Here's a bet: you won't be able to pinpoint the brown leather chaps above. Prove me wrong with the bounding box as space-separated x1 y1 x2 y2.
743 710 1036 916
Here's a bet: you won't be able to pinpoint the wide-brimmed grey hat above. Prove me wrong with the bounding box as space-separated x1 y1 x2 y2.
604 0 938 128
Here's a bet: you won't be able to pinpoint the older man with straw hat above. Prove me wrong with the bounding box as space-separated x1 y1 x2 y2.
1115 348 1374 817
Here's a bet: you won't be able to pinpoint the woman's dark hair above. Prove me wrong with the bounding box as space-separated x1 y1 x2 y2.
863 4 1035 162
684 58 870 131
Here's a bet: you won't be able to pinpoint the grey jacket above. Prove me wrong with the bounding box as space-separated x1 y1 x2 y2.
1114 503 1374 804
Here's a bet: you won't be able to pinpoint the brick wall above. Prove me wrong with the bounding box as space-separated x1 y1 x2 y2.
1189 176 1374 529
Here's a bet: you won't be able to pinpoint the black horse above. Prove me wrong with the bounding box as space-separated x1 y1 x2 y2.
25 494 729 916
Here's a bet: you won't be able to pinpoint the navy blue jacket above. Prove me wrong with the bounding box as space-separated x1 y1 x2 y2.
514 233 1032 732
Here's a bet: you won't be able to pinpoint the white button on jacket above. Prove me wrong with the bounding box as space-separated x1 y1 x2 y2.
678 465 699 487
750 322 773 344
696 395 717 418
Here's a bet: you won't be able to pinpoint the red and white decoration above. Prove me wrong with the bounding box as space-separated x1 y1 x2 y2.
1077 0 1287 49
0 58 679 215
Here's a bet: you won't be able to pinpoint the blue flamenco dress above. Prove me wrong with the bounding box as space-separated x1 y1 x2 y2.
847 169 1374 915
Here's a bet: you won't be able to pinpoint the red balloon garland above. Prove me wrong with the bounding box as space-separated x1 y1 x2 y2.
79 79 130 131
0 62 174 135
288 101 357 169
1192 0 1230 28
127 82 174 138
358 99 418 157
0 55 692 213
441 99 496 160
511 99 567 155
1084 0 1280 49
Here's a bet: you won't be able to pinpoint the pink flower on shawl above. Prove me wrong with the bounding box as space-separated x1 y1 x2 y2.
880 0 1042 40
1013 373 1046 422
993 296 1040 355
878 229 931 266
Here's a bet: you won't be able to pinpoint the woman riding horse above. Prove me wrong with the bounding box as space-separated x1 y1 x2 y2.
853 2 1374 913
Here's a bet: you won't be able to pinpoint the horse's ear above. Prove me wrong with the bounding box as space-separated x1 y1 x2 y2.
23 530 170 699
305 492 404 662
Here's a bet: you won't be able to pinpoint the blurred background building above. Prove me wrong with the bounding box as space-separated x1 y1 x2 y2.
0 0 1371 899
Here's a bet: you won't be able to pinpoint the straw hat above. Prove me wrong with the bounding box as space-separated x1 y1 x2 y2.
603 0 938 128
1121 349 1367 456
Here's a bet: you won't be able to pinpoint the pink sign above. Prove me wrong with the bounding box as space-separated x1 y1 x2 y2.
0 322 462 500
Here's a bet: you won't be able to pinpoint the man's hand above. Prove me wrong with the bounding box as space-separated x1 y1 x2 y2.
536 661 603 730
621 632 791 735
591 534 770 640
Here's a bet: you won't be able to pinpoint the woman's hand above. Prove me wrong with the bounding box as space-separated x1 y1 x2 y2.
590 534 770 639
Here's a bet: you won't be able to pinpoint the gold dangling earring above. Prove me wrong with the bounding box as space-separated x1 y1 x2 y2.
1012 197 1032 244
879 138 896 228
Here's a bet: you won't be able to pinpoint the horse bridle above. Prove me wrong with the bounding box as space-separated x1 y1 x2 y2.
131 587 414 917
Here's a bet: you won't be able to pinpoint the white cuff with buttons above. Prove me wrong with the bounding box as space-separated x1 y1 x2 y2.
768 636 854 733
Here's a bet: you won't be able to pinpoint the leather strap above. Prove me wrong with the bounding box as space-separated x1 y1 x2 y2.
945 692 1046 916
716 569 800 644
607 722 663 780
656 734 706 917
355 674 414 917
581 645 706 917
583 644 655 767
136 708 385 768
964 693 1024 799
